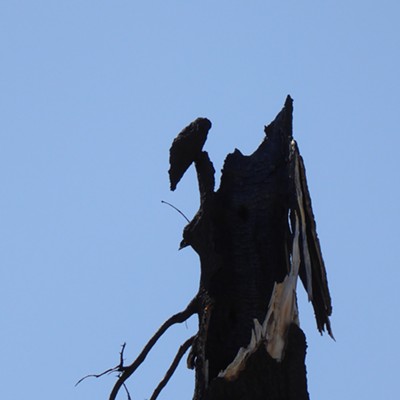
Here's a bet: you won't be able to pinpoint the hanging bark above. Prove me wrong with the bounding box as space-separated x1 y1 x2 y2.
104 96 332 400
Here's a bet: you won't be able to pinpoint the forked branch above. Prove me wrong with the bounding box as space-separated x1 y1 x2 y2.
75 343 128 386
108 296 199 400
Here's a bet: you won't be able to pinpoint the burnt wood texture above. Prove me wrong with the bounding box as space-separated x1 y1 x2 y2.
169 96 332 400
106 97 332 400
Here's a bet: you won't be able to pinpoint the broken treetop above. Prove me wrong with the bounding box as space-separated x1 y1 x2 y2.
169 96 332 347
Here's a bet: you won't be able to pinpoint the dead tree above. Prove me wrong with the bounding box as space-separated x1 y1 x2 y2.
104 96 333 400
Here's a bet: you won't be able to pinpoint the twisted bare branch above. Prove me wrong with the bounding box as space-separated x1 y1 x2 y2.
109 296 198 400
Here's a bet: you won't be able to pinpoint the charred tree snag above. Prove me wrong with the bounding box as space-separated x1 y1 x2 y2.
106 96 332 400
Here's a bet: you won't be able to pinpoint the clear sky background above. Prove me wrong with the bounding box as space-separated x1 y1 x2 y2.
1 1 399 399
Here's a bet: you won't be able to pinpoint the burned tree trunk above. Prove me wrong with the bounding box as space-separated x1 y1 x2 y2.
106 96 332 400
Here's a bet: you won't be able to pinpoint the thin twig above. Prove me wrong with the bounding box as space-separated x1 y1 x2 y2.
122 383 132 400
161 200 190 223
109 297 198 400
76 342 127 386
119 342 126 366
150 336 195 400
75 368 118 387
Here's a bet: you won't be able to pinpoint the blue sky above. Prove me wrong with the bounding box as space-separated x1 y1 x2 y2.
1 1 399 399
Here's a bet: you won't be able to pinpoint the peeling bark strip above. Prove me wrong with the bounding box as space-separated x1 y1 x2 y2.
105 96 332 400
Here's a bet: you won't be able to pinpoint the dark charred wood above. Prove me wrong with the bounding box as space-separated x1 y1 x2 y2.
296 154 333 336
169 95 332 399
169 118 212 191
104 96 332 400
204 324 309 400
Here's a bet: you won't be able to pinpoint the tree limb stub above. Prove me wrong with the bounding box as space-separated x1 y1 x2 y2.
169 118 212 191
